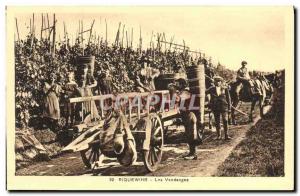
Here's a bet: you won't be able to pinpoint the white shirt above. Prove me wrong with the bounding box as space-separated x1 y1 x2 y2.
216 86 221 96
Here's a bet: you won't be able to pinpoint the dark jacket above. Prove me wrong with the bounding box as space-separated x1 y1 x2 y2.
207 85 231 113
98 73 113 94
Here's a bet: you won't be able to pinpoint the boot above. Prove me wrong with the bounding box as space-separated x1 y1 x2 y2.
184 145 197 160
215 128 221 140
184 153 197 160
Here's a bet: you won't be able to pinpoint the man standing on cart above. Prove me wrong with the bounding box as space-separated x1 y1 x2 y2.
135 61 160 92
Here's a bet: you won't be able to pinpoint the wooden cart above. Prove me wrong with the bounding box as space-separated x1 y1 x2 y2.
62 90 185 172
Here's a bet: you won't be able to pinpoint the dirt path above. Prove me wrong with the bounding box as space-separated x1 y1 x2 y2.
148 106 271 177
16 104 269 177
149 120 260 176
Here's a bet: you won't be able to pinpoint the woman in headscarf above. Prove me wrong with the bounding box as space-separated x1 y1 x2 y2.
43 73 61 131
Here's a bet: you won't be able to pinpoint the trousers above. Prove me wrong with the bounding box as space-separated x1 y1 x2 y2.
213 111 229 138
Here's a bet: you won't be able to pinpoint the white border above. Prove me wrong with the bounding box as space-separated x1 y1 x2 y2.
1 0 298 195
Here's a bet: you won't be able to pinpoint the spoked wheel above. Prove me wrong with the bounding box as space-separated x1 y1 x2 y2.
143 114 164 172
80 142 101 169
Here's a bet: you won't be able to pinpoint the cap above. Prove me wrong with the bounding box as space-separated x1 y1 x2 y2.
241 61 247 66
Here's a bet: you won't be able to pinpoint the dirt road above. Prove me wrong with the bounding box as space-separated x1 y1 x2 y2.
16 103 268 176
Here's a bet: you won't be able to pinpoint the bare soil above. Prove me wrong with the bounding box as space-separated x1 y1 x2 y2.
16 103 269 176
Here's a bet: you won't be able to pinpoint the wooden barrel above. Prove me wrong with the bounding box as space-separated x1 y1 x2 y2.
186 64 205 124
76 56 95 74
174 72 187 80
154 73 176 90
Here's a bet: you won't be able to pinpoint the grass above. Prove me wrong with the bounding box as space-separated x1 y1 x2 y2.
214 113 284 177
215 85 285 177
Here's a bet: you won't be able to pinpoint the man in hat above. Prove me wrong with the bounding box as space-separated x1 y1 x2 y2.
236 61 261 94
236 61 259 95
206 76 231 140
236 61 249 92
237 60 249 78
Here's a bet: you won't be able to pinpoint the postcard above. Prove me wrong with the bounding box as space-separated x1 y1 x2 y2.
6 6 294 191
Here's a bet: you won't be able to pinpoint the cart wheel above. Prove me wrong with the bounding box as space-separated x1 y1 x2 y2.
80 143 101 169
143 114 164 172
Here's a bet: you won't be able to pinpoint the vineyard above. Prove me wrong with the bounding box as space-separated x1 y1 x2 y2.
14 14 284 172
15 16 238 129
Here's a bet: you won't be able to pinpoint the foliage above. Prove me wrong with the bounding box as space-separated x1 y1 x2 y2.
15 35 215 128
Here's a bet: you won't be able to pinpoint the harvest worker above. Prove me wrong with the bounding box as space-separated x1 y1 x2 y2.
96 69 117 95
236 60 259 95
236 61 249 93
206 76 231 140
135 62 160 92
63 71 80 127
78 64 100 121
175 82 203 160
42 73 62 131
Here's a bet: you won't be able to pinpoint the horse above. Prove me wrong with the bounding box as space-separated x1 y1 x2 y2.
259 74 274 105
264 71 284 89
229 76 273 124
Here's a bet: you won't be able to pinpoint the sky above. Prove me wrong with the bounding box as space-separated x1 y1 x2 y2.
14 6 292 71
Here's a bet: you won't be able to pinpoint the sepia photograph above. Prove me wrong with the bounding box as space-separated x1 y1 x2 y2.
6 5 294 191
